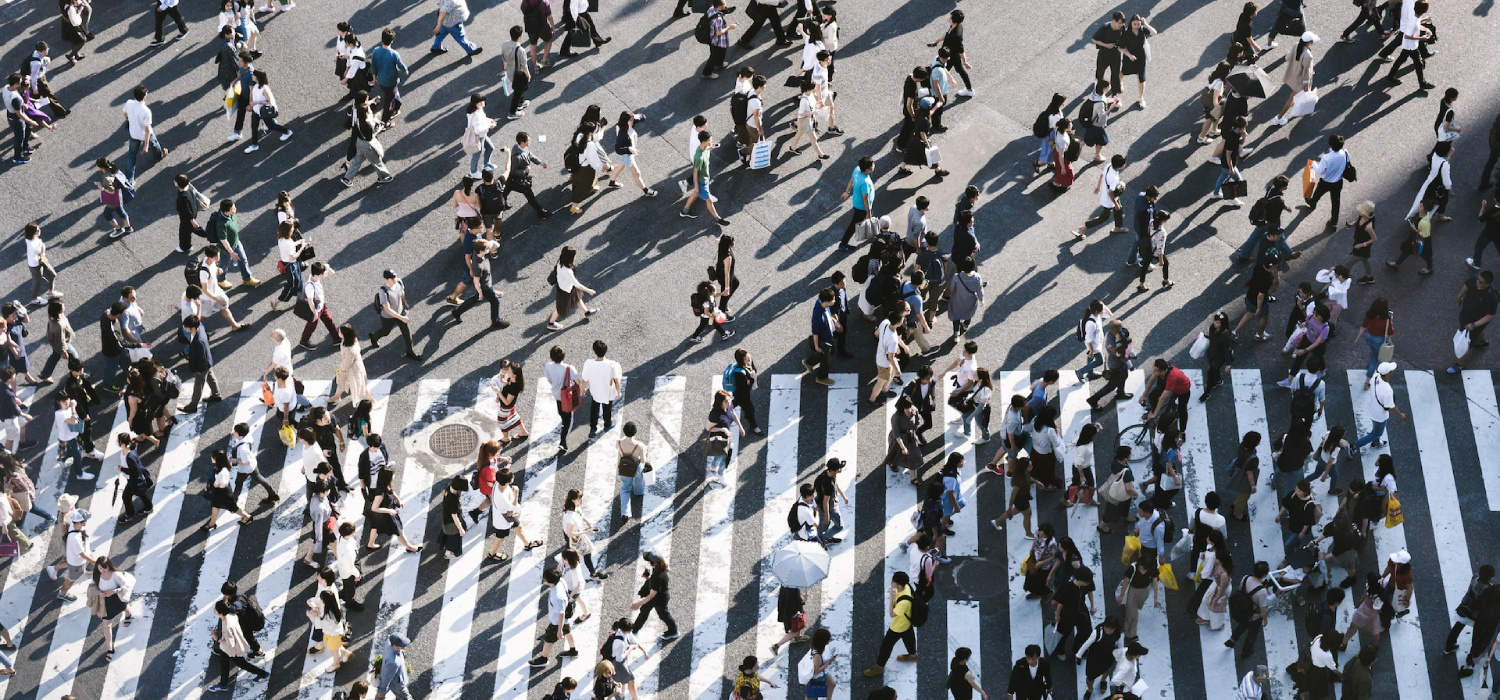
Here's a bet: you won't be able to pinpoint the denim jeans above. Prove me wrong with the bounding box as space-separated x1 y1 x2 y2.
61 437 82 474
618 473 644 517
961 404 990 439
222 241 254 282
1231 226 1292 262
468 136 494 174
706 454 727 481
1310 455 1339 489
1076 354 1103 379
1363 333 1385 380
125 134 165 182
1273 469 1300 499
1037 136 1053 164
819 505 844 541
102 352 129 389
39 342 79 379
432 23 479 54
278 258 303 303
1353 420 1387 450
1213 168 1242 197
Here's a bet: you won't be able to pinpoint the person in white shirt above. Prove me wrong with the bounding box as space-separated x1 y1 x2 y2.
1075 300 1113 381
228 421 276 501
55 509 96 601
1409 139 1453 220
23 222 59 306
529 568 577 667
1383 0 1434 91
298 262 339 348
332 522 364 610
1305 133 1350 229
463 93 495 176
547 246 598 330
1314 265 1351 329
1351 362 1406 454
262 328 295 381
1073 154 1129 239
149 0 188 46
867 308 906 405
54 395 89 478
580 339 622 438
244 70 291 153
484 468 539 559
543 345 579 452
786 81 828 159
122 85 167 183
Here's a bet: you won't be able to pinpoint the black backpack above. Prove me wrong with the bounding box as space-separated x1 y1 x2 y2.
563 141 582 171
237 594 267 632
1160 511 1177 543
915 551 937 601
787 501 805 535
1229 576 1266 623
1075 315 1091 343
183 257 207 288
851 254 873 285
599 632 621 663
1076 100 1096 129
1290 376 1321 423
1303 607 1329 637
1248 195 1272 225
1032 110 1052 139
477 181 508 215
900 592 930 627
694 13 713 44
730 91 751 127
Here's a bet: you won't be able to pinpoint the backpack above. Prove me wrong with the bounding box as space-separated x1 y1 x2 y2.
119 179 137 205
1303 608 1326 637
477 181 509 215
694 13 713 44
237 594 267 632
900 592 930 627
730 91 751 128
184 257 207 288
1076 100 1095 129
787 501 807 535
1229 576 1267 623
1031 110 1052 139
163 369 183 399
563 141 582 171
722 364 746 392
915 551 937 601
1199 85 1217 111
1160 511 1177 543
851 254 873 285
1290 376 1321 424
1064 137 1082 163
599 632 622 663
1075 315 1091 343
1248 195 1271 225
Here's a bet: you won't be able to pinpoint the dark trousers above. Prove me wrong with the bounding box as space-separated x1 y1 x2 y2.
1088 369 1127 405
508 78 527 116
702 44 727 77
369 316 415 354
440 528 463 557
504 178 547 217
234 89 250 132
946 56 971 90
8 114 30 159
1137 255 1168 286
250 111 290 144
806 344 832 381
454 285 499 323
153 6 187 41
121 482 153 518
875 628 917 666
840 207 870 246
300 306 338 344
1083 206 1124 231
740 7 787 45
1393 237 1433 269
234 470 276 499
555 400 574 444
1204 359 1226 395
1309 179 1343 224
732 390 758 432
1480 147 1500 188
1447 620 1467 650
1472 234 1500 266
896 115 915 150
589 399 614 433
215 647 268 685
78 415 96 452
277 261 302 303
1094 51 1122 95
561 15 602 54
341 575 360 605
1055 609 1090 658
631 598 677 636
376 82 402 122
1388 48 1427 84
1341 4 1380 38
1227 617 1261 653
179 217 202 251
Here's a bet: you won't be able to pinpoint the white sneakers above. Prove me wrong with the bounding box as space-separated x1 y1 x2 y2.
226 132 242 142
280 129 293 141
957 89 975 97
244 144 260 153
1270 117 1289 126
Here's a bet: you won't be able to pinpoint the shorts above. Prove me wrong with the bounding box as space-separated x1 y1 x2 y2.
877 365 893 381
697 182 711 200
65 563 87 582
543 622 570 644
617 153 635 168
488 521 513 539
1244 297 1269 318
481 213 501 230
526 24 554 44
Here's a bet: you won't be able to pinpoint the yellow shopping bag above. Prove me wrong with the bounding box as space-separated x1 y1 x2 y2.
1020 553 1032 576
1159 563 1180 591
1385 497 1404 528
1121 535 1141 566
278 423 296 448
225 82 241 111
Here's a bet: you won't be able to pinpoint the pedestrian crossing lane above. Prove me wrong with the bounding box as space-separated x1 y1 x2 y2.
940 373 978 557
815 374 858 700
1180 369 1238 697
1056 373 1103 697
754 375 799 700
688 385 741 700
880 372 917 700
1113 370 1173 700
1461 370 1500 511
430 382 490 699
633 376 687 700
1001 370 1038 671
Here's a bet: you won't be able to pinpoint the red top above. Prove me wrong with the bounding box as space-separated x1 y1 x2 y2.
1361 315 1393 337
1164 367 1191 396
477 464 497 496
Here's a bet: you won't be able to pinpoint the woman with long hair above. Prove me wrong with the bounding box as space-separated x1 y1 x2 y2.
607 111 657 197
548 245 599 330
305 589 351 670
1351 297 1392 389
803 628 837 699
122 366 160 451
1119 14 1158 108
366 468 422 552
1341 200 1377 284
712 234 740 316
568 121 604 214
205 449 252 530
1270 31 1318 126
244 69 291 153
91 555 136 661
688 280 734 343
490 360 530 443
1198 61 1233 144
1309 426 1350 494
270 222 304 312
992 456 1034 537
463 93 496 176
40 299 76 380
1033 93 1066 174
1199 311 1235 400
453 173 481 227
333 324 370 406
560 489 606 579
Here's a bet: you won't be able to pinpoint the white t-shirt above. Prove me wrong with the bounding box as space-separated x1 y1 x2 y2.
547 578 570 624
800 40 825 72
490 486 517 530
250 85 276 115
1194 508 1228 539
271 339 294 376
1367 377 1395 423
907 545 929 582
746 94 763 128
953 356 978 388
273 382 297 414
65 529 91 567
1399 13 1421 51
55 408 78 441
25 237 43 267
335 536 359 578
301 444 323 483
1099 165 1121 209
1085 313 1111 350
561 510 586 539
123 100 152 141
874 321 899 368
581 358 622 404
555 265 578 293
797 94 817 118
278 238 298 264
230 435 256 474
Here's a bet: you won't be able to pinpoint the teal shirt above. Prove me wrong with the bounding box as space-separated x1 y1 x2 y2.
850 167 873 211
693 147 711 185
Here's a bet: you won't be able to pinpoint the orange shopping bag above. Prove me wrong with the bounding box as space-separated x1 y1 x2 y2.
1302 159 1317 199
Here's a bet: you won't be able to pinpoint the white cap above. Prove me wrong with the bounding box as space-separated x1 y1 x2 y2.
1301 31 1320 43
1390 550 1411 564
1377 362 1398 376
70 509 91 523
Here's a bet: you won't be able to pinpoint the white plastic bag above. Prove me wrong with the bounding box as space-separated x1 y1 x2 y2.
925 147 942 167
1189 332 1209 360
796 653 814 684
1455 329 1471 359
641 463 657 488
1289 89 1319 118
749 140 773 170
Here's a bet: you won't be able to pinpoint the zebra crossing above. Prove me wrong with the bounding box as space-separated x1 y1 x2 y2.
3 368 1500 700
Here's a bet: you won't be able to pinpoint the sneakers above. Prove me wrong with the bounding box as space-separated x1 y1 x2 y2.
659 631 679 641
679 210 697 219
227 132 242 142
45 565 58 580
558 649 579 657
244 144 260 153
718 329 737 341
58 592 77 602
149 39 166 47
280 130 294 141
607 180 623 189
1206 156 1222 165
339 177 353 187
1447 364 1463 374
1276 378 1292 389
1270 117 1288 126
207 684 233 692
896 653 920 662
376 174 394 183
528 656 548 667
716 218 732 226
507 112 524 120
1468 257 1483 270
1356 275 1376 285
242 278 261 287
956 89 974 97
644 188 659 197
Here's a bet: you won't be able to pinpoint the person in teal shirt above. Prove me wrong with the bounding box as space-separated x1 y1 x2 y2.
839 157 874 249
369 28 408 126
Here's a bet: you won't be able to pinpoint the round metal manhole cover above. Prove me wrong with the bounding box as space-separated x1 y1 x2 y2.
953 558 1006 599
429 424 480 460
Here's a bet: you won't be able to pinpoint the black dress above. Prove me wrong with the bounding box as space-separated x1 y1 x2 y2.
1120 29 1147 77
369 488 402 535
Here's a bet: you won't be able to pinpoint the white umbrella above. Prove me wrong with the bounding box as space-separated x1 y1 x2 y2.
770 540 831 589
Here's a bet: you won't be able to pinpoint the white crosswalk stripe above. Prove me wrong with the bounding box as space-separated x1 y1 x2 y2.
1461 371 1500 512
11 369 1500 700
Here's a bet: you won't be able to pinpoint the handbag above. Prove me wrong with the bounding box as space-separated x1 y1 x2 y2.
1454 329 1471 359
783 75 802 88
1159 563 1180 590
1100 469 1131 504
749 139 773 170
1378 319 1395 363
0 533 19 559
278 423 296 447
1121 535 1141 566
924 147 942 167
1020 553 1033 576
87 584 109 618
1159 472 1181 491
1288 89 1319 118
559 367 583 413
1302 159 1317 199
1384 497 1404 528
1188 332 1209 360
641 463 657 487
789 611 807 633
260 381 275 406
569 27 593 48
1042 622 1063 655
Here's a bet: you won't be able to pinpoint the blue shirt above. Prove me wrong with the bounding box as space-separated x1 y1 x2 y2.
811 302 836 347
850 167 873 211
370 46 407 87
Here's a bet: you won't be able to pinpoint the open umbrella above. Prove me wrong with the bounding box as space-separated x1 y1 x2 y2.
1226 65 1275 99
770 540 831 589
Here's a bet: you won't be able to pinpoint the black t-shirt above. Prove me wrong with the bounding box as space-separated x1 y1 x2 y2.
1246 266 1275 305
1093 23 1124 53
902 77 919 113
942 24 964 55
1222 130 1245 168
472 256 493 288
814 472 837 504
1281 494 1317 530
442 487 463 525
649 571 670 604
1460 277 1499 326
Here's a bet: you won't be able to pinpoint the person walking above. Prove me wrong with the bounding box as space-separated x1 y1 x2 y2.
521 0 556 68
802 288 839 386
244 70 291 153
1135 209 1173 292
701 0 736 79
90 556 136 661
121 85 167 183
431 0 482 56
333 324 371 406
1469 195 1500 269
862 571 918 676
503 132 552 220
1119 14 1156 108
681 130 730 226
1225 561 1271 654
116 433 155 519
228 421 276 502
22 223 61 309
1351 362 1405 453
606 112 656 196
1384 0 1435 91
463 95 496 176
178 315 222 413
1305 134 1350 229
1090 12 1127 97
835 157 875 250
927 10 973 97
630 552 679 640
370 28 407 126
172 175 210 254
298 262 340 348
543 346 579 453
368 270 418 359
1211 117 1248 206
1005 645 1053 700
581 340 622 439
1269 32 1318 126
738 0 790 49
1073 155 1128 239
1199 312 1235 400
340 94 395 186
205 449 252 530
208 599 269 691
559 0 609 58
205 199 260 288
1449 270 1498 373
1343 201 1378 284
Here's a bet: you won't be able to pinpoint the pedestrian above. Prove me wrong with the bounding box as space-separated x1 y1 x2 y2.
1469 195 1500 270
370 28 407 126
0 307 39 387
1341 0 1382 42
340 94 395 186
53 509 95 600
207 599 270 691
365 269 418 360
738 0 790 49
1232 258 1278 340
1073 154 1128 239
462 95 496 176
243 70 291 153
334 324 371 406
803 288 839 386
90 555 136 661
606 112 657 196
688 280 735 343
439 477 468 560
1116 558 1155 642
5 72 54 166
559 0 609 58
1075 616 1122 699
1135 209 1173 292
1233 666 1270 700
613 422 648 520
1352 360 1406 454
170 175 210 254
489 360 529 443
58 0 91 62
431 0 482 57
1212 116 1248 206
178 315 222 413
306 590 352 670
581 339 622 438
35 300 77 384
298 262 341 348
991 457 1034 537
1049 118 1076 191
1225 561 1271 654
1140 359 1190 434
701 0 735 79
367 468 423 553
1005 645 1052 700
1303 135 1351 230
521 0 556 68
681 130 730 225
786 81 830 160
376 634 412 699
121 85 168 182
1269 32 1318 125
945 256 984 337
93 159 134 238
1120 14 1157 108
1341 572 1395 649
1197 61 1232 144
1444 564 1495 654
560 490 605 580
226 51 258 141
862 571 918 677
503 131 551 220
1337 201 1379 284
1090 12 1127 97
630 551 679 640
228 421 276 502
832 157 876 250
1078 82 1119 164
1450 270 1498 373
205 449 252 530
1389 198 1436 275
1384 0 1434 91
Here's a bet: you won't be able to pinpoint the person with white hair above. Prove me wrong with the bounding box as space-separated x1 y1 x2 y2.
1234 665 1270 700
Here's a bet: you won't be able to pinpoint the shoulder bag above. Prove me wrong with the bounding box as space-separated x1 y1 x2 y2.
1378 316 1394 363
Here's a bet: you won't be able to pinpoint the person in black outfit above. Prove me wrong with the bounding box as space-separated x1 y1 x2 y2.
830 271 851 357
503 132 552 220
213 26 240 92
1090 12 1127 96
895 68 928 152
737 0 790 48
118 434 155 519
1050 567 1095 660
1006 644 1053 700
1200 312 1235 400
151 0 188 46
452 239 510 328
630 552 679 641
62 358 101 456
928 10 972 94
559 0 610 58
727 348 759 434
1480 112 1500 190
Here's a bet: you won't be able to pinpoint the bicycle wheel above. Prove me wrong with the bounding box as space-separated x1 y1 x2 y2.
1117 422 1154 463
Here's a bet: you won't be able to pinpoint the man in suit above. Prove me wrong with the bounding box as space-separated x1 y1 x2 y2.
1006 644 1053 700
180 315 223 413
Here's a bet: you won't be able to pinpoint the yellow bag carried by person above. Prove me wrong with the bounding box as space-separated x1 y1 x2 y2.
1385 497 1404 528
278 423 296 448
1159 563 1180 591
1020 553 1032 576
225 82 241 111
1122 535 1141 566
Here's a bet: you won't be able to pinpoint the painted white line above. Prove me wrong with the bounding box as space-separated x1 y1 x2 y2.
946 600 982 696
754 375 801 700
632 375 686 699
941 373 977 557
814 374 857 700
1461 371 1500 512
880 373 918 700
1405 372 1470 672
1001 371 1040 667
688 385 741 700
1112 370 1173 700
1178 370 1238 697
491 381 564 700
1056 374 1103 698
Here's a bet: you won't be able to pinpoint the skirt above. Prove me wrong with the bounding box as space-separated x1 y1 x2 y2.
497 403 523 432
324 632 345 653
570 166 597 204
903 141 929 167
211 486 240 511
371 512 402 536
1349 602 1382 636
1082 125 1109 147
555 286 581 318
1196 581 1225 630
612 662 636 684
103 594 129 620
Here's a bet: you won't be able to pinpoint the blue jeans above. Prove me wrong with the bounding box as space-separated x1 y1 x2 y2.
102 352 129 389
1363 333 1385 379
1231 226 1292 262
0 648 11 670
1213 168 1242 197
618 473 644 517
819 505 844 541
61 437 82 473
1273 469 1300 499
1353 420 1387 450
706 454 727 481
39 342 79 379
468 136 494 174
432 23 479 54
1310 455 1339 490
1076 354 1103 379
961 404 990 439
1037 136 1053 164
221 241 254 282
278 258 304 303
124 134 164 181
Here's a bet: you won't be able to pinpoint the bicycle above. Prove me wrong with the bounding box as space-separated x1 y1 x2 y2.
1116 403 1178 464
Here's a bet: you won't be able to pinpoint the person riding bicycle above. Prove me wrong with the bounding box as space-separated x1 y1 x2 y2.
1139 359 1189 434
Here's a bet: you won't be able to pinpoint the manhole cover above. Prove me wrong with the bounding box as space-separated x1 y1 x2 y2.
429 424 479 460
953 558 1006 599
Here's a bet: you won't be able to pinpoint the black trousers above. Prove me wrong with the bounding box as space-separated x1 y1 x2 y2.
341 574 360 605
250 111 290 143
555 400 574 445
153 6 186 41
1088 369 1128 405
740 7 787 45
78 415 96 452
875 628 916 665
946 56 971 90
1227 617 1261 653
589 399 614 433
234 470 276 499
234 89 250 132
504 178 547 217
702 44 727 77
1055 609 1090 658
375 82 402 122
896 115 915 150
560 14 603 54
1480 146 1500 188
1094 50 1122 95
508 76 528 116
840 208 870 246
1309 179 1343 224
806 344 832 381
215 647 267 685
631 598 678 635
369 316 416 354
178 217 202 252
1341 4 1380 38
1388 48 1427 84
455 286 500 323
732 389 758 432
122 482 154 518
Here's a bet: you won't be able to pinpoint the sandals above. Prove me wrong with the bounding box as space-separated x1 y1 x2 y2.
404 545 423 553
487 553 509 562
123 615 134 627
523 540 543 551
574 612 592 623
104 650 114 662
